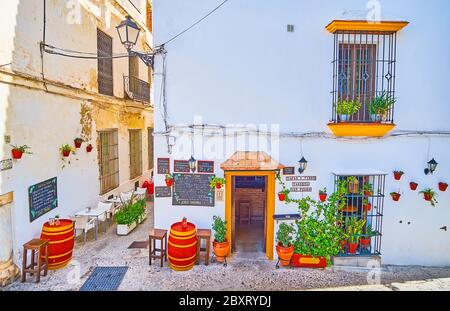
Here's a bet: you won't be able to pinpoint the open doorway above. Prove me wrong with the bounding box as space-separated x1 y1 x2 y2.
232 176 267 255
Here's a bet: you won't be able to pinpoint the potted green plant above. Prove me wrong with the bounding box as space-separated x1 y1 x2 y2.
360 224 375 250
74 137 83 148
10 144 32 159
346 217 366 254
115 199 146 235
165 174 173 187
212 216 229 263
393 170 404 181
336 100 362 122
419 188 438 207
209 177 226 189
319 188 327 202
362 183 373 196
410 182 418 191
438 182 448 192
59 144 74 157
275 223 295 266
278 188 290 202
369 92 395 122
362 197 372 212
390 191 401 202
347 176 359 194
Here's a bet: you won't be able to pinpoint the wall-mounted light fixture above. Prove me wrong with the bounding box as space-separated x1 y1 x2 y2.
424 158 438 175
188 156 197 173
298 157 308 174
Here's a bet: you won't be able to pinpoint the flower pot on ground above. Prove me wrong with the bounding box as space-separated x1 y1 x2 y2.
59 144 74 158
369 92 395 123
393 171 404 181
409 182 418 191
115 199 146 235
86 144 93 153
74 138 83 148
336 100 362 122
209 177 226 190
438 182 448 192
10 144 32 159
165 174 173 187
319 188 327 202
275 223 295 266
390 192 401 202
419 188 438 207
212 216 229 263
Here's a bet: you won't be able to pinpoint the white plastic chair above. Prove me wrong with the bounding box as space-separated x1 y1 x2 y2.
96 202 112 232
135 187 147 200
71 215 96 243
120 191 134 206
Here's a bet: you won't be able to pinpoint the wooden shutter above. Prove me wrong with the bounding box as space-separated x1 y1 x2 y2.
97 29 113 96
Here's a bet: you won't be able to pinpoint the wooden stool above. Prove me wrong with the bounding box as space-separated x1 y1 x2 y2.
196 229 211 266
21 239 49 283
149 229 167 267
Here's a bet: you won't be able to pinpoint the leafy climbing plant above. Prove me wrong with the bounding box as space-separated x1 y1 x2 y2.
212 215 227 243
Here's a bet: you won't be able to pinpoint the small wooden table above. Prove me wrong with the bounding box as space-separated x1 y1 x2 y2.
21 239 49 283
196 229 211 266
149 229 167 267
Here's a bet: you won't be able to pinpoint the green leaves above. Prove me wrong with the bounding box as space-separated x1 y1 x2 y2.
369 92 395 115
336 100 362 115
212 215 227 243
115 199 146 225
276 223 295 247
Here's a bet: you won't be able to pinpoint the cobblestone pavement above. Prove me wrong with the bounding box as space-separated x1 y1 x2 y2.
3 202 450 291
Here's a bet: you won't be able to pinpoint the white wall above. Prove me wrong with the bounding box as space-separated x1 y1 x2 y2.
153 0 450 266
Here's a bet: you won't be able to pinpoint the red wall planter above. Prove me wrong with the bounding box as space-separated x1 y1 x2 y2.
319 193 327 202
74 140 82 148
86 144 93 153
423 193 432 201
390 192 401 202
165 178 173 187
438 182 448 192
62 150 71 157
278 193 286 201
290 254 327 269
393 171 404 181
409 182 418 191
11 149 23 159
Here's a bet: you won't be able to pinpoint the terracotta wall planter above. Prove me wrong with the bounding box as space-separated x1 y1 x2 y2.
319 193 327 202
438 182 448 192
390 192 401 202
74 140 82 148
11 149 23 159
409 182 418 191
62 150 71 157
393 172 404 181
290 254 327 268
278 193 286 201
86 144 93 152
165 178 173 187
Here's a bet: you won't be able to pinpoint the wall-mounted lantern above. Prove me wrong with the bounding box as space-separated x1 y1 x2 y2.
424 158 438 175
298 157 308 174
188 156 197 173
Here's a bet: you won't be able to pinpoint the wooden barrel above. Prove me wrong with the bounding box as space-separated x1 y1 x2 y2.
40 219 75 270
168 221 197 271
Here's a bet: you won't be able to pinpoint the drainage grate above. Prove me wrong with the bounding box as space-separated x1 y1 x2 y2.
80 266 128 291
128 241 148 249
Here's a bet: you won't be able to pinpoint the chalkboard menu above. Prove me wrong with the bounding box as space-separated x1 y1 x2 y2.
157 158 170 174
198 160 214 173
28 177 58 222
155 186 172 198
174 160 190 173
283 167 295 175
172 174 215 207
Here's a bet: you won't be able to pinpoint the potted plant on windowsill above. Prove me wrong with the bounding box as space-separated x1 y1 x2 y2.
319 188 327 202
362 183 373 196
347 176 359 194
209 177 226 190
74 137 83 148
60 144 74 157
165 174 173 187
362 198 372 212
369 92 395 122
410 182 418 191
393 170 404 181
360 225 375 250
10 144 32 159
278 188 290 202
390 191 401 202
419 188 438 207
212 215 229 263
275 223 295 267
438 182 448 192
336 100 362 122
346 217 366 255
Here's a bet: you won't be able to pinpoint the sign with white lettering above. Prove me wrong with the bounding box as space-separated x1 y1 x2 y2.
290 187 313 193
286 176 317 181
292 182 310 187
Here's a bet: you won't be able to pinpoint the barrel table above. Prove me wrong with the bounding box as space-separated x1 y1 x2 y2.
168 221 197 271
40 219 75 270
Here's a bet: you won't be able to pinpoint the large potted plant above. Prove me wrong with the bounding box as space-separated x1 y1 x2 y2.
10 144 32 159
212 215 229 263
419 188 438 207
275 223 295 266
369 92 395 122
115 200 146 235
336 100 362 122
346 217 366 254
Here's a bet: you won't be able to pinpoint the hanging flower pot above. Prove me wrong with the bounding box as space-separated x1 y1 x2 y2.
60 144 73 158
216 182 222 189
278 192 286 202
209 177 226 190
11 149 23 159
86 144 93 153
10 145 32 160
419 188 437 207
165 176 173 187
409 182 418 191
74 138 83 148
390 192 401 202
438 182 448 192
319 188 327 202
393 171 404 181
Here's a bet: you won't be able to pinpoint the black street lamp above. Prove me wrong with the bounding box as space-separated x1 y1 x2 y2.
116 16 140 51
188 156 197 173
298 157 308 174
424 158 438 175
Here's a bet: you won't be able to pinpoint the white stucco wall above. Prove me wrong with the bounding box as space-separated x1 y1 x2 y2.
152 0 450 266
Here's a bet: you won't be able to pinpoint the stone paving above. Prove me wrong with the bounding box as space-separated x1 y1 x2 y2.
3 202 450 291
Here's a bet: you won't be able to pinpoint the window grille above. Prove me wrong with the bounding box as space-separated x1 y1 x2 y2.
129 129 143 179
333 172 386 257
99 130 119 194
97 29 113 96
331 31 397 123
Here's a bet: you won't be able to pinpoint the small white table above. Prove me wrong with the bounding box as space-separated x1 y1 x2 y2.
75 207 108 240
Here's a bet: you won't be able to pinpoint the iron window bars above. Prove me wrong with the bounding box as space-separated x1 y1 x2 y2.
333 173 386 257
331 31 397 123
99 130 119 194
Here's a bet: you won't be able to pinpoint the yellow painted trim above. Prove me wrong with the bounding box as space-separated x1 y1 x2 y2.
169 234 197 240
326 20 409 33
170 228 196 237
168 253 197 261
48 250 73 259
48 257 72 270
168 241 197 248
42 223 74 232
48 235 74 245
299 257 320 265
0 191 13 207
328 123 395 137
42 228 74 236
169 263 195 271
224 170 275 260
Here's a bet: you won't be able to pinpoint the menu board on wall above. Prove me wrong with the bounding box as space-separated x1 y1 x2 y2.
197 160 214 173
155 186 172 198
172 174 215 207
282 167 295 175
157 158 170 174
28 177 58 222
174 160 190 173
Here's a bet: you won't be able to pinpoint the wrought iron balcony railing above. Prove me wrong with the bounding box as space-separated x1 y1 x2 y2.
124 75 151 104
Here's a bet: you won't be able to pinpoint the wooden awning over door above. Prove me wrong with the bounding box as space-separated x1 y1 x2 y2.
220 151 285 171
